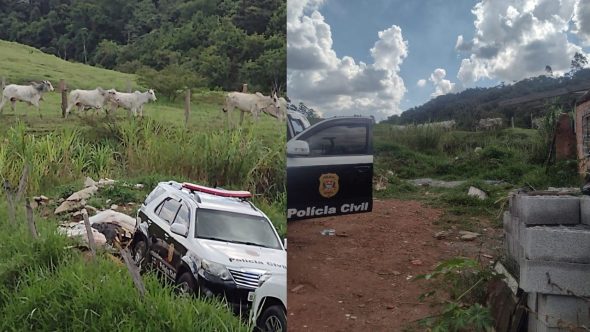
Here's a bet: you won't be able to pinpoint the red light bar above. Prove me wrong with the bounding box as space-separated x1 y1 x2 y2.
182 182 252 198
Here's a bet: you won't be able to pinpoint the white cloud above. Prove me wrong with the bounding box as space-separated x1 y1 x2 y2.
429 68 455 97
417 79 427 87
456 0 587 86
287 0 408 120
574 0 590 46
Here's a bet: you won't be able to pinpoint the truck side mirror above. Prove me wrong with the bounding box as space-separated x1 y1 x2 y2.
287 140 309 156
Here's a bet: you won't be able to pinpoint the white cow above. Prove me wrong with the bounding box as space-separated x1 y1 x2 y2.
222 91 279 125
0 80 54 116
65 87 112 118
107 89 157 117
261 96 287 121
477 118 503 131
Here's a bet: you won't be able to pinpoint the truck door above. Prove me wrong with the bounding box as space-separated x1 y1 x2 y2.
287 117 373 221
151 196 182 276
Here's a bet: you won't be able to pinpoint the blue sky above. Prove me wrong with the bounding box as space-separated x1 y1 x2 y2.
287 0 590 120
321 0 479 110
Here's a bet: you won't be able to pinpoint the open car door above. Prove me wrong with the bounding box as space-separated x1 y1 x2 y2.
287 116 373 221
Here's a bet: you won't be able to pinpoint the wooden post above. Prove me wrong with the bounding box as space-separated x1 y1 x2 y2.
242 84 248 93
511 116 514 128
25 198 38 239
531 113 534 129
60 79 67 118
184 88 191 128
120 247 146 298
82 209 96 259
4 164 29 225
126 80 132 93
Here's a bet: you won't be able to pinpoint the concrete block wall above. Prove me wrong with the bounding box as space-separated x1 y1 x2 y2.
505 194 590 331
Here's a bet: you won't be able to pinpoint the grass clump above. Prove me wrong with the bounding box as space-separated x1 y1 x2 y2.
0 212 248 331
414 257 497 331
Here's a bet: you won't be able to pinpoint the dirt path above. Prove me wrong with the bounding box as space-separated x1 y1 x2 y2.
287 199 501 332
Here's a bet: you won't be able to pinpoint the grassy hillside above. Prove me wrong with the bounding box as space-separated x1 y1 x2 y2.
0 40 284 145
0 40 139 89
386 68 590 128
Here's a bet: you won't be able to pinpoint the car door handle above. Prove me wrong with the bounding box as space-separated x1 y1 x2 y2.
355 166 371 173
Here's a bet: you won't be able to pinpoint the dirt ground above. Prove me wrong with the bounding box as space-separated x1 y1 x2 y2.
287 199 502 332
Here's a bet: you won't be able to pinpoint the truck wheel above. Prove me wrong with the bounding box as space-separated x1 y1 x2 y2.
257 305 287 332
132 239 148 271
176 272 198 297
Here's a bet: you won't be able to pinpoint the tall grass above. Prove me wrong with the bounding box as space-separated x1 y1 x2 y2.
0 214 248 331
0 122 118 194
374 124 579 188
112 118 285 200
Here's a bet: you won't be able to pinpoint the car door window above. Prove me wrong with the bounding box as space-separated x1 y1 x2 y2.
157 198 182 225
144 187 165 206
302 124 368 156
173 203 190 229
291 118 305 137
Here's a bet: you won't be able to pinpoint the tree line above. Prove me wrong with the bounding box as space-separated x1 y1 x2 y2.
387 57 590 129
0 0 286 98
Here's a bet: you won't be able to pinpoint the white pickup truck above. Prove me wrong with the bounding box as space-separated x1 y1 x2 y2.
287 110 374 221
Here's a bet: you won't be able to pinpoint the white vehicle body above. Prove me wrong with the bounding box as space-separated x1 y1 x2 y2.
133 181 286 315
250 273 287 331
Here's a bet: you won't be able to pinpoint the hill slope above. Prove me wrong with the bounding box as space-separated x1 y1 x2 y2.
0 40 284 147
387 69 590 129
0 40 138 90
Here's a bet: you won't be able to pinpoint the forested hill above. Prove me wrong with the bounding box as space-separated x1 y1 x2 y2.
0 0 285 94
386 68 590 129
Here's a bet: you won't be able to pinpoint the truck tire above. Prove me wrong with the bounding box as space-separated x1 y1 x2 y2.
176 272 197 296
257 305 287 332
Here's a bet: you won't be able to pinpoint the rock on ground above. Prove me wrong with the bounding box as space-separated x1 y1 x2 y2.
468 186 488 200
55 199 87 215
89 209 136 233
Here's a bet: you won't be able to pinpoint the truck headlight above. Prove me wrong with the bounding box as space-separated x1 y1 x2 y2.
201 259 232 281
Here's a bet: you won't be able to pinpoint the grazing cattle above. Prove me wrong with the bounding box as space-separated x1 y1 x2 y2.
0 80 54 116
222 91 279 124
107 89 157 117
415 120 456 130
477 118 503 131
261 96 287 121
65 87 112 118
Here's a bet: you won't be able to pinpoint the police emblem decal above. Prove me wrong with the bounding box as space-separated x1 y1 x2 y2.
319 173 339 198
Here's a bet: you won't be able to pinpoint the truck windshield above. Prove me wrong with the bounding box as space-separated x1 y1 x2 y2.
195 209 282 250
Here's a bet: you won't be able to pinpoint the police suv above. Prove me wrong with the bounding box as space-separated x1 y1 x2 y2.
131 181 287 316
287 111 374 221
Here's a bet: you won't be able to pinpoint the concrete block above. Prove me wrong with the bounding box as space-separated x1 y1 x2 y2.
520 260 590 296
503 211 512 233
524 225 590 264
517 195 580 225
537 294 590 328
581 196 590 226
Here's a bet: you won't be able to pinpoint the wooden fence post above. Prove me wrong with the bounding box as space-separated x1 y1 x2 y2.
242 84 248 93
184 88 191 128
25 198 38 239
126 80 132 93
4 164 29 225
60 79 67 118
511 116 515 128
82 209 96 259
120 248 146 298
